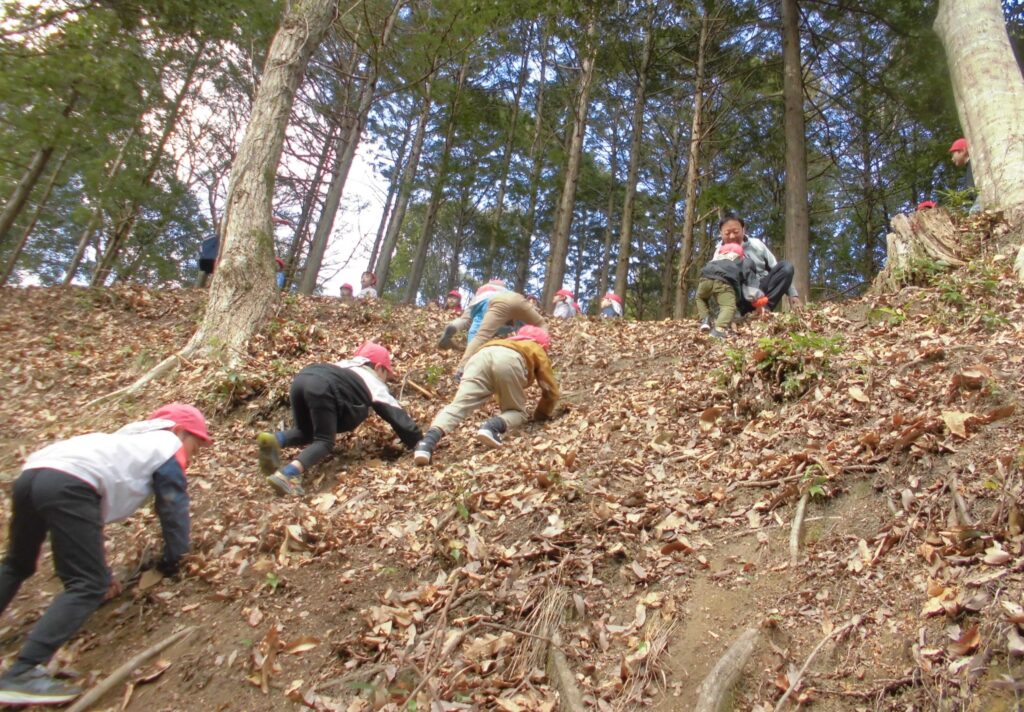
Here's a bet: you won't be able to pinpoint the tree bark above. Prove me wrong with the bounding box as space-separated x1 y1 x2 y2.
0 92 77 249
595 122 619 301
484 26 532 278
612 1 656 299
658 118 684 317
299 1 401 294
781 0 810 302
374 74 434 291
935 0 1024 217
186 0 340 362
514 23 548 293
674 9 709 318
404 56 470 304
0 148 71 286
543 17 597 305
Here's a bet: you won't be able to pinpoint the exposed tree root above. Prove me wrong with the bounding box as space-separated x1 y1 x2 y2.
67 625 195 712
694 627 759 712
84 343 198 408
789 493 810 567
774 616 861 711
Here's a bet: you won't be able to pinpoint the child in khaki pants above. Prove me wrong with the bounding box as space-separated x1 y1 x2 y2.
414 326 558 465
696 242 767 339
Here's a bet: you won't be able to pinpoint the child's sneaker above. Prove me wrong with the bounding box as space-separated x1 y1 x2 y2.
267 471 304 497
699 318 711 332
476 417 507 449
413 428 443 466
709 327 731 340
257 432 281 476
0 666 82 705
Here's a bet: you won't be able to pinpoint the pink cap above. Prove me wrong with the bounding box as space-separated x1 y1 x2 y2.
448 290 461 298
509 325 551 351
147 403 211 442
554 289 574 298
917 200 937 211
340 283 353 291
949 138 968 153
604 293 622 304
719 243 744 257
354 341 393 375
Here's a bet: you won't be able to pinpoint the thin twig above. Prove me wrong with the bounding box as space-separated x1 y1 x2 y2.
774 616 860 711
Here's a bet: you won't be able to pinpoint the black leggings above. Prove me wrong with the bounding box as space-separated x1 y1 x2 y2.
739 260 796 314
280 372 338 471
0 469 109 674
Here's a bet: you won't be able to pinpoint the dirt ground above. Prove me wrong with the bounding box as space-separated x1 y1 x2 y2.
0 252 1022 710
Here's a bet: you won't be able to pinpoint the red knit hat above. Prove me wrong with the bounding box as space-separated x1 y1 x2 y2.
509 325 551 351
354 342 393 375
604 293 622 304
949 138 968 153
917 200 937 211
147 404 211 442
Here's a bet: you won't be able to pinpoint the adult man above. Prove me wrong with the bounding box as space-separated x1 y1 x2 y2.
717 216 801 314
0 405 211 704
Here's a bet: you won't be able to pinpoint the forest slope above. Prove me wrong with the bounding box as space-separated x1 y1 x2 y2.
0 234 1022 710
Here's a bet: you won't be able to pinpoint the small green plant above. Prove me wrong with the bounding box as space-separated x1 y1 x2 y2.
755 331 844 400
423 364 444 386
866 306 905 326
936 187 978 214
264 571 281 593
801 464 828 500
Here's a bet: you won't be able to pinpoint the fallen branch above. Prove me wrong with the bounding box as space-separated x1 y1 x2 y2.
67 626 195 712
734 473 804 489
790 493 810 568
947 474 975 527
774 616 860 711
405 378 434 399
694 627 759 712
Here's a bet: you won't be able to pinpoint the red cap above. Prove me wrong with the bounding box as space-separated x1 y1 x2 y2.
604 293 622 304
917 200 937 211
447 290 461 298
340 283 353 291
719 243 744 257
354 341 393 375
949 138 968 153
147 403 211 442
554 289 574 298
509 325 551 351
274 257 285 269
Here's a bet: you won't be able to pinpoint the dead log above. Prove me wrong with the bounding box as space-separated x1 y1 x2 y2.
872 210 970 294
694 627 759 712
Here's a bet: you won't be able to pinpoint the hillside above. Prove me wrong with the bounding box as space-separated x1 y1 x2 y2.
0 240 1022 710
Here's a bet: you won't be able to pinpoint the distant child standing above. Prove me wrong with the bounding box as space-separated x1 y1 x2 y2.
696 239 767 339
414 326 559 465
339 283 355 302
551 289 577 319
600 292 623 318
358 271 378 300
258 343 421 496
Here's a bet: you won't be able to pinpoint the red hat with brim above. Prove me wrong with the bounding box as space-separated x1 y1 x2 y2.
341 283 353 291
509 325 551 351
147 403 211 442
448 290 461 298
554 289 574 298
604 293 622 304
949 138 968 153
354 341 393 375
917 200 937 211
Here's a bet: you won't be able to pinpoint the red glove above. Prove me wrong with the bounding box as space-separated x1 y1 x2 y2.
752 296 768 309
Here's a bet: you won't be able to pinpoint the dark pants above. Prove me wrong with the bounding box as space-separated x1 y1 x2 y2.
0 469 108 674
279 372 337 470
739 261 795 314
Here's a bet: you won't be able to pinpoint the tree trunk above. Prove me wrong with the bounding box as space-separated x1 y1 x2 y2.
595 122 619 300
484 26 532 278
612 1 656 299
935 0 1024 217
872 210 968 294
514 23 548 292
658 116 685 316
284 123 337 287
91 49 204 286
543 17 597 305
0 148 71 286
299 1 401 294
781 0 810 302
674 10 709 317
374 75 434 291
366 117 412 271
186 0 339 361
0 92 77 248
404 56 470 304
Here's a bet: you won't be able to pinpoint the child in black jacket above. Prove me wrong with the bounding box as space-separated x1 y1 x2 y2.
696 242 767 339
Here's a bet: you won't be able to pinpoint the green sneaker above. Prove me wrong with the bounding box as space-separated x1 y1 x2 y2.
257 432 282 476
0 666 82 705
267 471 304 497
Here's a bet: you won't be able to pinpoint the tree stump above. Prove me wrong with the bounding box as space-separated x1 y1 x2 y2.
872 209 970 294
